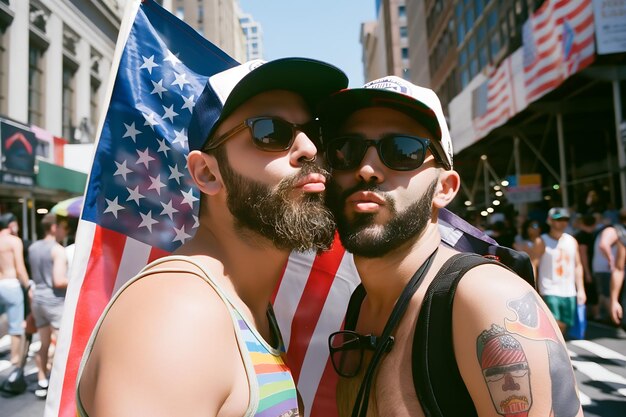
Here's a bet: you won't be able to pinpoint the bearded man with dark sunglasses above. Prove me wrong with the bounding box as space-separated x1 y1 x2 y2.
322 76 584 417
75 59 347 417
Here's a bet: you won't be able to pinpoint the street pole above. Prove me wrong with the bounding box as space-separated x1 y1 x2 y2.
483 156 489 210
612 79 626 209
514 136 526 217
556 112 569 208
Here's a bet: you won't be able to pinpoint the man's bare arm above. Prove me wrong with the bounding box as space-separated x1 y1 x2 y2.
51 244 69 289
609 242 625 324
12 238 29 287
599 227 618 269
453 265 583 417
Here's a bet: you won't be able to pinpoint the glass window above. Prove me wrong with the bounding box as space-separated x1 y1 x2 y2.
479 45 489 68
455 2 463 19
90 77 100 134
487 8 498 29
457 21 466 45
477 23 486 43
400 26 408 38
470 58 479 77
62 65 76 141
461 69 470 88
475 0 484 16
398 5 406 18
175 7 184 19
490 30 501 57
459 48 468 66
401 47 409 60
28 45 44 126
465 8 475 29
468 35 476 55
402 68 410 80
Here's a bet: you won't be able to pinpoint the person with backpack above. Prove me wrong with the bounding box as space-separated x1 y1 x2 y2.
591 209 626 325
321 76 583 417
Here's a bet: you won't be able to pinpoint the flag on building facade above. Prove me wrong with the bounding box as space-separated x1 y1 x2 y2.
523 0 595 103
471 58 517 138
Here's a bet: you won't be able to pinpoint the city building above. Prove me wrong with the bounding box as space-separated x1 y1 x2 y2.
239 9 263 61
0 0 122 240
167 0 246 62
361 0 410 82
366 0 626 224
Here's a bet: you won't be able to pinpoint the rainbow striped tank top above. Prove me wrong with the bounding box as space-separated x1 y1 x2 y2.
75 256 299 417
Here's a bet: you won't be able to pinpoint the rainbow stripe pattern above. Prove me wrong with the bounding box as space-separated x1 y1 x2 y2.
236 313 299 417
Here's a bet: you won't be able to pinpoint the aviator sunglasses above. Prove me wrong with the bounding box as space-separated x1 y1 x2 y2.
328 330 394 378
202 116 320 152
324 134 445 171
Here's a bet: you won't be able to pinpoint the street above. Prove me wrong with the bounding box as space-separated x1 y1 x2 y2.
1 321 625 417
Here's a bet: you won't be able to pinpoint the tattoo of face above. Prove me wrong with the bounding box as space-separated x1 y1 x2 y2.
477 324 532 416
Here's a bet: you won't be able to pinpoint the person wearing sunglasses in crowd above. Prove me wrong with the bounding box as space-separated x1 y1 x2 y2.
322 77 584 417
75 58 347 417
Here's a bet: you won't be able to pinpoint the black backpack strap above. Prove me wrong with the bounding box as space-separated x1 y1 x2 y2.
412 253 506 417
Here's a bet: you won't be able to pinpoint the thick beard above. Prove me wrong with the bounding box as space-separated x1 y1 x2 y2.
217 151 336 252
327 179 438 258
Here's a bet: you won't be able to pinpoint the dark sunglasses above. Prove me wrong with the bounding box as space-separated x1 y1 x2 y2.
202 116 320 152
324 134 445 171
328 330 394 378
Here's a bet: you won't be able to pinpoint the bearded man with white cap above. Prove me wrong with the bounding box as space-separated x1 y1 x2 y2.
322 77 583 417
75 58 347 417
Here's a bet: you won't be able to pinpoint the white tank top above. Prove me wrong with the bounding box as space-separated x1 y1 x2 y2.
537 233 578 297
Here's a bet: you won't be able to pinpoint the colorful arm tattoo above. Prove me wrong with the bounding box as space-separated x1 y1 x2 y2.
475 292 581 417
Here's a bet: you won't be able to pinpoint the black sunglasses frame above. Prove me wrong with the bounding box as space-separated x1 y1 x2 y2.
202 116 320 152
324 134 448 171
328 330 394 378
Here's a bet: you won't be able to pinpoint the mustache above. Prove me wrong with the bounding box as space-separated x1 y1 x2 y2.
337 181 388 203
280 160 331 189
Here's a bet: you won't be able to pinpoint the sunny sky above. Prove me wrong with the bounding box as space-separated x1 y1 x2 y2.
238 1 377 87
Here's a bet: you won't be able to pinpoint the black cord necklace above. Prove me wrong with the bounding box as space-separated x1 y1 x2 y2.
350 248 439 417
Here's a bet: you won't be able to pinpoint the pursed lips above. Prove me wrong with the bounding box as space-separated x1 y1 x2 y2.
347 191 385 212
295 173 327 192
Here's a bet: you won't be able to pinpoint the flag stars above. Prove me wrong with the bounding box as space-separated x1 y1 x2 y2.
150 79 167 99
162 104 179 122
156 138 170 157
126 185 145 206
172 129 188 149
113 160 132 181
192 215 199 229
148 174 166 195
138 211 159 232
181 94 195 112
136 148 155 169
172 225 191 244
143 111 159 130
123 122 141 142
164 51 181 66
171 72 190 91
168 164 185 184
139 55 159 74
160 199 179 220
103 197 124 218
180 188 199 208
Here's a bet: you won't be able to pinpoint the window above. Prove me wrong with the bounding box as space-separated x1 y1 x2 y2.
398 5 406 18
402 68 410 80
490 30 501 57
465 7 475 29
176 7 184 19
401 47 409 60
399 26 408 38
475 0 484 16
198 5 203 23
28 45 44 126
90 77 100 134
457 21 466 45
487 8 498 29
62 64 76 141
251 27 257 34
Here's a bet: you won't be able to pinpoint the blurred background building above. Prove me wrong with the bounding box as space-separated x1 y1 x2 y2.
0 0 261 240
361 0 626 227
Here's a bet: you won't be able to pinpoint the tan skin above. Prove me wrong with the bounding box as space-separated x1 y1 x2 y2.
0 222 28 364
534 218 586 333
333 107 583 417
79 90 319 417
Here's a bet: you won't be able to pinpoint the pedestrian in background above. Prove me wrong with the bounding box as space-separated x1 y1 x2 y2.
29 213 69 398
573 213 600 320
536 207 586 335
0 213 29 367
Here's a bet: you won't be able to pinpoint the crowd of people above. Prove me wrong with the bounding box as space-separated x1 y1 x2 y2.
0 212 73 398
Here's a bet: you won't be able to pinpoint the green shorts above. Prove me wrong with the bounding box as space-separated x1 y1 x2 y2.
542 295 576 328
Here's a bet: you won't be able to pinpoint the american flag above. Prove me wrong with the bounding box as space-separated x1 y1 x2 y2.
471 57 517 138
522 0 595 104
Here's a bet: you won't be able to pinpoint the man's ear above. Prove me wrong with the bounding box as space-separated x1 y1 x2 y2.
187 150 223 196
433 169 460 209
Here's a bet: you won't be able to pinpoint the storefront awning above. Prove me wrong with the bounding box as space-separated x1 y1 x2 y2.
36 160 87 194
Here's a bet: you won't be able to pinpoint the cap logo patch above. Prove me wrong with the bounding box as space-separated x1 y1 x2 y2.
364 78 408 94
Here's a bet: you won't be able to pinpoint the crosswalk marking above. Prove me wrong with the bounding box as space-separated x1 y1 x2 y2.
570 340 626 362
571 359 626 398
